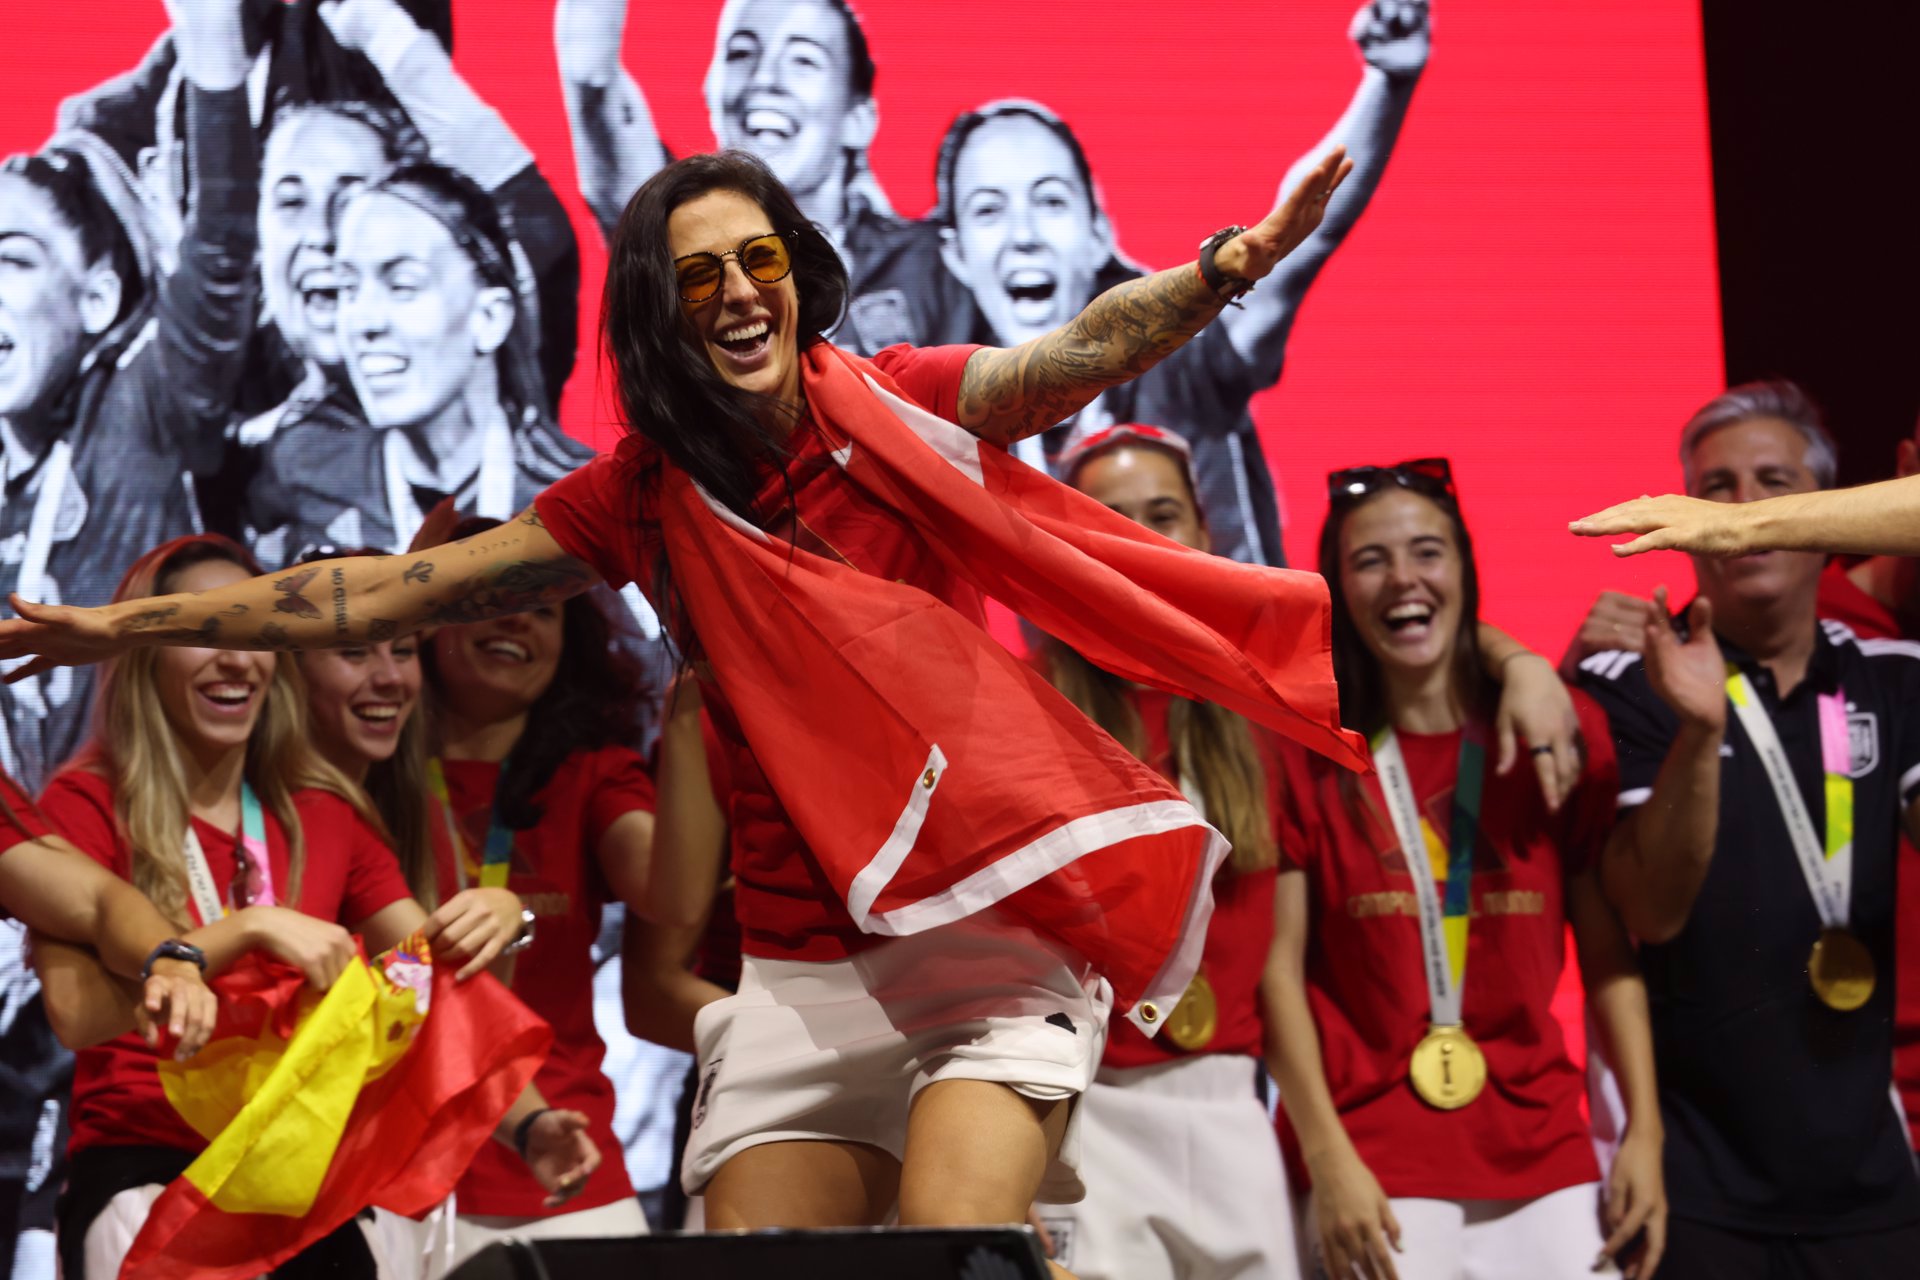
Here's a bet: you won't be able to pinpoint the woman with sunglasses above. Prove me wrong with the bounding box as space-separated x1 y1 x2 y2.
1264 460 1665 1280
0 146 1476 1259
416 516 656 1267
32 535 593 1280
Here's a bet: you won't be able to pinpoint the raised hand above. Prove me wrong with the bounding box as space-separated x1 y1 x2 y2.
522 1109 601 1207
1352 0 1431 79
1643 588 1726 732
1570 494 1759 558
1214 147 1356 284
317 0 415 53
555 0 630 88
162 0 249 90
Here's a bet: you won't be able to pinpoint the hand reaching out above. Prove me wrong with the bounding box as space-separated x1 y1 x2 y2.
423 888 526 981
1352 0 1431 79
1570 494 1760 558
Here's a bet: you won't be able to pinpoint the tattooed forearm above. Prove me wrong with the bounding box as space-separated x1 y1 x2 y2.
122 604 182 633
367 618 400 643
257 621 292 649
520 506 546 530
330 567 349 636
422 557 594 627
218 603 249 617
957 263 1226 444
402 560 434 585
272 567 322 619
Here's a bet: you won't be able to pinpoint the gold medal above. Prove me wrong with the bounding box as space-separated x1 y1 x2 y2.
1408 1024 1486 1110
1163 973 1218 1052
1809 927 1876 1012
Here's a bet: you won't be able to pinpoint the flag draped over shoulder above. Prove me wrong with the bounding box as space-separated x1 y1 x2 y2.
659 342 1367 1034
120 937 549 1280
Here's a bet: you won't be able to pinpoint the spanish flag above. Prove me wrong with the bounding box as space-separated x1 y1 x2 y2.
120 936 550 1280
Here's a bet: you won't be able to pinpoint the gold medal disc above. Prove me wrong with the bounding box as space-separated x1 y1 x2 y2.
1408 1024 1487 1110
1809 927 1876 1012
1164 973 1219 1051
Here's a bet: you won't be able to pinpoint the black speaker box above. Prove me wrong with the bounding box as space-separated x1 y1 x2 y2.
443 1226 1050 1279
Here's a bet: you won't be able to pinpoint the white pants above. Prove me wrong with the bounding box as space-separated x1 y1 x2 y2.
1036 1055 1299 1280
80 1183 404 1280
426 1196 649 1278
1307 1182 1610 1280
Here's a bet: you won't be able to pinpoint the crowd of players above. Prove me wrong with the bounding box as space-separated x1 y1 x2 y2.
3 1 1915 1279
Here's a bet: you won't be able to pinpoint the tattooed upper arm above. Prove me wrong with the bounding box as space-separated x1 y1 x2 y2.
955 264 1225 445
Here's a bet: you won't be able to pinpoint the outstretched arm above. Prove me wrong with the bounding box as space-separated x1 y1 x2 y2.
0 508 598 681
954 149 1354 446
556 0 670 241
1222 0 1429 379
1573 476 1920 560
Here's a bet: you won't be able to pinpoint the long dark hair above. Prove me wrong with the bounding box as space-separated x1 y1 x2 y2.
423 519 648 831
1317 487 1489 737
601 150 849 522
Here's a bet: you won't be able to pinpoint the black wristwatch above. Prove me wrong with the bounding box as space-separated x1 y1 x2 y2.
142 939 207 982
1197 224 1254 302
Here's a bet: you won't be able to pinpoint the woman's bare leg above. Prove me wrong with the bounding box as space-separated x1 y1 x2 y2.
897 1079 1078 1279
703 1139 900 1229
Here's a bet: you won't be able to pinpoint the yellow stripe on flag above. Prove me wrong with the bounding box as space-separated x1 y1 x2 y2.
157 945 432 1218
1421 820 1448 887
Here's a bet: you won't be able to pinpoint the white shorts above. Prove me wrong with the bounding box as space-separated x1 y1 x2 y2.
1306 1181 1610 1280
682 909 1112 1203
1036 1054 1299 1280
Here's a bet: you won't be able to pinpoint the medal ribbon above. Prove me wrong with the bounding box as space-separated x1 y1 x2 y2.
182 782 274 927
1371 726 1487 1028
427 757 514 891
1724 666 1853 929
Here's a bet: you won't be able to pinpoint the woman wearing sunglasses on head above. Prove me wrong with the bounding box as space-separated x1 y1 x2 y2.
1263 460 1665 1280
32 535 594 1280
1031 428 1592 1280
0 147 1548 1268
416 516 656 1267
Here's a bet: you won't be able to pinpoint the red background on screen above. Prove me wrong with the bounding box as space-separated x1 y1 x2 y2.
0 0 1719 647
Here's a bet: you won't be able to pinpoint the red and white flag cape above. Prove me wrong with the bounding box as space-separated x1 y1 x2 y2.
660 343 1366 1031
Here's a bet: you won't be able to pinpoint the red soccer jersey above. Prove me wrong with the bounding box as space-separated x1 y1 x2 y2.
1103 689 1277 1069
537 342 981 963
0 772 50 860
431 744 655 1216
1817 560 1920 1150
1273 690 1617 1201
40 769 412 1158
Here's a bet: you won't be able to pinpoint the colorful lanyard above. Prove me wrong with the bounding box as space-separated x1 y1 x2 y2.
426 757 513 891
182 782 273 926
1371 725 1488 1028
1725 666 1854 930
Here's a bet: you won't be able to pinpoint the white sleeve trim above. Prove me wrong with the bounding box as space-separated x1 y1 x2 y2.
1859 638 1920 662
1901 763 1920 805
1616 786 1653 810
